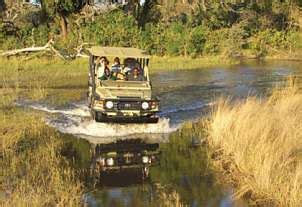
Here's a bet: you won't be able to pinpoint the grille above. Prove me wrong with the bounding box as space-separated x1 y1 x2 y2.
117 101 141 110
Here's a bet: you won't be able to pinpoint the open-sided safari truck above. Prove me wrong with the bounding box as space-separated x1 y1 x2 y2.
87 47 160 123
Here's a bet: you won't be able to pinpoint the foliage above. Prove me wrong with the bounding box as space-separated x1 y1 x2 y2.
0 1 301 58
42 0 85 16
81 10 141 47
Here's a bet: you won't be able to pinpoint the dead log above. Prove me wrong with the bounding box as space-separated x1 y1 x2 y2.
0 44 51 56
0 40 67 60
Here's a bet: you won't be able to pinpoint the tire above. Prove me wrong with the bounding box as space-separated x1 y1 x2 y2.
142 166 149 180
90 110 96 121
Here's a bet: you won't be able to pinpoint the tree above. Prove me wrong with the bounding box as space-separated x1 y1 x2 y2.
41 0 85 38
0 0 5 14
136 0 160 29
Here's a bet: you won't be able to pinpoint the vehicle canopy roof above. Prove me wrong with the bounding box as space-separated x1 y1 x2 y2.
88 46 150 59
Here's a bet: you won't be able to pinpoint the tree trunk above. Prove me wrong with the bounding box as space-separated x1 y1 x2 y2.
60 14 68 39
0 0 5 13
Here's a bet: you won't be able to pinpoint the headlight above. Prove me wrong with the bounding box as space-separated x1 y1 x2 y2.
105 101 114 109
106 158 114 166
150 101 158 109
142 156 149 164
141 102 149 110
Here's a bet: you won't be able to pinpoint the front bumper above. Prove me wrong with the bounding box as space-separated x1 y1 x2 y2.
100 164 151 172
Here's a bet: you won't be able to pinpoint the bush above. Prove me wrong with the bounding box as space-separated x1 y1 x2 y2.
188 26 206 56
250 29 294 57
81 10 141 47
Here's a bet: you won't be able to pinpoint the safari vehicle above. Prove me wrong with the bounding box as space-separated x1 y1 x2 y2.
87 47 160 123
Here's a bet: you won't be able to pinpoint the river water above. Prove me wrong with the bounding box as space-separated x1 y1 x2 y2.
21 60 302 206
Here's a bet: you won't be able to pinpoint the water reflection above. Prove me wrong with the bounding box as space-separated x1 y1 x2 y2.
64 127 245 207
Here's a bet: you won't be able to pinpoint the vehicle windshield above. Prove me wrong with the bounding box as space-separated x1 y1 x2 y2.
95 56 147 82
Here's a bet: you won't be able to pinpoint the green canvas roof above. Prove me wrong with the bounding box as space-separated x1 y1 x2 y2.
88 46 150 58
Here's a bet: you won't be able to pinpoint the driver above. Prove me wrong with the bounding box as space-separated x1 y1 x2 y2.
114 72 126 81
127 67 144 81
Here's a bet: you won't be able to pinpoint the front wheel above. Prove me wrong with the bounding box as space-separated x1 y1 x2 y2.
90 109 96 121
142 166 149 180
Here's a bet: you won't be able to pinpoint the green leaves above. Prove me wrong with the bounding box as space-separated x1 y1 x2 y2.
42 0 84 15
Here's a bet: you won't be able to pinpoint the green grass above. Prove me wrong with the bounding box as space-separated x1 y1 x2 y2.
150 56 238 71
0 57 87 106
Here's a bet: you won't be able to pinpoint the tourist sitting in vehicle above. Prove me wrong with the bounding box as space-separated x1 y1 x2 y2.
99 67 116 81
96 56 108 79
123 57 141 75
127 67 144 81
113 72 126 81
111 57 121 73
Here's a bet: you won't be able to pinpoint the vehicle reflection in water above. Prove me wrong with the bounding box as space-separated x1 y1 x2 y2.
62 131 246 207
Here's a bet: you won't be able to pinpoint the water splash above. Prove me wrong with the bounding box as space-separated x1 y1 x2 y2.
17 101 177 141
48 114 175 138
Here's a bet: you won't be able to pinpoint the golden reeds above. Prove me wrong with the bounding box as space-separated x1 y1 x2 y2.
0 109 83 206
204 80 302 206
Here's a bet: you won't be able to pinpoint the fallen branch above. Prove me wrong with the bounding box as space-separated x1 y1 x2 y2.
0 44 51 56
0 40 67 60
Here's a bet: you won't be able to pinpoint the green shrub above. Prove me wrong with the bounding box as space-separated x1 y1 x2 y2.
81 10 140 47
250 29 295 57
188 26 206 56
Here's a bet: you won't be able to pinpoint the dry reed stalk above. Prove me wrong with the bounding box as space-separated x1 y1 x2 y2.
204 79 302 207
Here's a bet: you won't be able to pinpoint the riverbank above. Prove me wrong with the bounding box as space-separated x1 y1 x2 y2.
0 55 237 74
2 53 302 75
199 80 302 206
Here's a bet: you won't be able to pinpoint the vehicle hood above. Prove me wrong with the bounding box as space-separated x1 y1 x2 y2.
96 81 152 99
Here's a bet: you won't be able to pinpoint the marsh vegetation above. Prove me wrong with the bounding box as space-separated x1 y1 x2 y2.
203 80 302 206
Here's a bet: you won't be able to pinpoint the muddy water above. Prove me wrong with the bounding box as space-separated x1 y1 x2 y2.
22 60 302 206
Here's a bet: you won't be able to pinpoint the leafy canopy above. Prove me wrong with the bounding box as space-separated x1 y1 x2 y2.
42 0 84 16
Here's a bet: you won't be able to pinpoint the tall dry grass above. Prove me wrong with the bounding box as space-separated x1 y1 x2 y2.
0 104 83 206
204 80 302 206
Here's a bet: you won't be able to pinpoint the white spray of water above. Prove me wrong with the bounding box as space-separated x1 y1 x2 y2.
28 103 91 117
19 102 177 139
